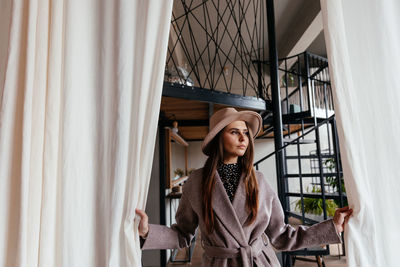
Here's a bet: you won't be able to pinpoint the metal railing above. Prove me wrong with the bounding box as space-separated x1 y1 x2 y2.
277 52 334 119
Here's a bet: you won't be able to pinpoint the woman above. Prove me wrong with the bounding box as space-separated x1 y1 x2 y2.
136 107 352 267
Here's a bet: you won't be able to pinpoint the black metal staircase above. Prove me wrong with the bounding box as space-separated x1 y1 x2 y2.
255 51 347 267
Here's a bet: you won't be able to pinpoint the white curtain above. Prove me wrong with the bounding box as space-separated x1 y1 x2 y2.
0 0 173 266
321 1 400 266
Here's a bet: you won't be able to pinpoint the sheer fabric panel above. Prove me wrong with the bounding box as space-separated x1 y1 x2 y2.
321 1 400 266
0 0 173 266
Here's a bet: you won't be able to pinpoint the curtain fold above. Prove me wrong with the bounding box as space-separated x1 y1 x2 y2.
321 1 400 266
0 0 173 266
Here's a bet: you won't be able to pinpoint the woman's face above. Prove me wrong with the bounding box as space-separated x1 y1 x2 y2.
221 120 249 161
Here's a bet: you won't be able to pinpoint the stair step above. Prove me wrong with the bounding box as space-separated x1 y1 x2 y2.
286 247 329 256
283 138 315 144
285 173 342 178
285 154 336 159
285 192 346 200
310 182 334 186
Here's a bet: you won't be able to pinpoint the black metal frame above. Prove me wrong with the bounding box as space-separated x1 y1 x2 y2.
262 8 346 267
158 126 167 266
280 52 334 120
260 51 335 122
266 0 288 222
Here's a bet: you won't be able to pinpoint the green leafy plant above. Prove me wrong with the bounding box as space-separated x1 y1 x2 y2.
324 158 345 193
294 158 348 217
324 158 348 206
173 168 184 177
281 73 296 87
295 186 338 217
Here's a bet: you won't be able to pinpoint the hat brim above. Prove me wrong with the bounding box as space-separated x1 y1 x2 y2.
201 111 262 156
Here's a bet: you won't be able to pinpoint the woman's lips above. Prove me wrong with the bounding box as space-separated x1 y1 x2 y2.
238 145 246 149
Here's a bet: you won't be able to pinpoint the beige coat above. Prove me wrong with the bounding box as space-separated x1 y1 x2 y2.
141 168 341 266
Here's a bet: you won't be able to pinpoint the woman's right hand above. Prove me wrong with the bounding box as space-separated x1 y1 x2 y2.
333 206 353 233
135 208 149 238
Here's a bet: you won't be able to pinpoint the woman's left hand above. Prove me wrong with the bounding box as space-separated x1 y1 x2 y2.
333 206 353 233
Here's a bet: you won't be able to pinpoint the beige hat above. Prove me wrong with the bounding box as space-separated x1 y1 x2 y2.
201 107 262 156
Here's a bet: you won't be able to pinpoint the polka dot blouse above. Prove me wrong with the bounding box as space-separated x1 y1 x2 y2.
217 162 242 202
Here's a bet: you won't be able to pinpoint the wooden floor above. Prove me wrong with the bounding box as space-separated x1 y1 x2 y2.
167 231 346 267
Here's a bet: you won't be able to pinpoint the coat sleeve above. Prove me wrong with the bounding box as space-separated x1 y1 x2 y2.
141 182 199 250
265 190 342 251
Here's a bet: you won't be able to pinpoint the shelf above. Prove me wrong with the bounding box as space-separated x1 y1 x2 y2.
165 127 189 189
172 176 188 187
166 192 182 199
170 131 189 146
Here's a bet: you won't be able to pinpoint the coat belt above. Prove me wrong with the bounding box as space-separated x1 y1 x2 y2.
202 233 269 267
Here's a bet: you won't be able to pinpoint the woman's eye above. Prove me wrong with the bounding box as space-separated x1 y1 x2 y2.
244 132 249 135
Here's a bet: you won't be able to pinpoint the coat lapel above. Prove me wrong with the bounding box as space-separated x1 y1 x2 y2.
232 172 251 227
212 171 248 246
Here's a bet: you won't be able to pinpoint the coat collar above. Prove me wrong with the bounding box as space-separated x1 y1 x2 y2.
212 171 249 246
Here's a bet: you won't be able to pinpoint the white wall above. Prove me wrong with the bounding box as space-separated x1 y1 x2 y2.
187 141 208 169
254 138 278 192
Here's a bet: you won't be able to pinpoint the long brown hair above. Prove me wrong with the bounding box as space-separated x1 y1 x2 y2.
201 122 259 234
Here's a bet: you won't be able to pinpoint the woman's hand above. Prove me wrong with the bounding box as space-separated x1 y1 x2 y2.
135 208 149 238
333 206 353 233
